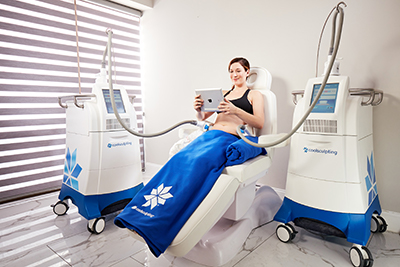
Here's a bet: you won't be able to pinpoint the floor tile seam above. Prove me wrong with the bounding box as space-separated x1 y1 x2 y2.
230 225 277 267
108 256 144 267
47 244 73 266
0 193 59 210
129 247 147 265
129 255 146 266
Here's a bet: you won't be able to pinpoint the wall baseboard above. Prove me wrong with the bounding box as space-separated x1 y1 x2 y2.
381 210 400 234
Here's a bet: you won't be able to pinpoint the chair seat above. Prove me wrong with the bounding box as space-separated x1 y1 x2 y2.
165 154 271 257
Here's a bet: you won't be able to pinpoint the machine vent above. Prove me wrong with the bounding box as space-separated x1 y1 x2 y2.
303 119 337 133
106 118 130 130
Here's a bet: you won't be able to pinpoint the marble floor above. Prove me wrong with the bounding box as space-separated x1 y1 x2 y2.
1 167 399 267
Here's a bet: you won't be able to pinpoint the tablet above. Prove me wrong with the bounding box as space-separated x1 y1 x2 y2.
195 88 224 112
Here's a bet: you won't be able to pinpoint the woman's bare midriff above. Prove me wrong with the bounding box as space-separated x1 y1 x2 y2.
211 113 245 135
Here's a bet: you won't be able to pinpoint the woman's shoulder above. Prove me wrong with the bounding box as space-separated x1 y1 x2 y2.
249 89 263 98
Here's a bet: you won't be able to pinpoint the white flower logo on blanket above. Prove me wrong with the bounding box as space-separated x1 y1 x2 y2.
142 183 173 210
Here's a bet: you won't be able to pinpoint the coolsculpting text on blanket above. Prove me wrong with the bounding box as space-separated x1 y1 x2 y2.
114 130 265 257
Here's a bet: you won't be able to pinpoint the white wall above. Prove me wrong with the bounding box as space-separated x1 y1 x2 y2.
140 0 400 213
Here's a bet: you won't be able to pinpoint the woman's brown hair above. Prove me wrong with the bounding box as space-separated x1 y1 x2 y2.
228 57 250 90
228 57 250 72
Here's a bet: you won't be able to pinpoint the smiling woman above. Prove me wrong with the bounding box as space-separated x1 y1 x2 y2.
194 57 265 135
114 57 268 257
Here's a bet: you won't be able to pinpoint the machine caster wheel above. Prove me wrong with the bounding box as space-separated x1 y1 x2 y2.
87 217 106 234
376 216 387 232
52 200 69 216
276 223 297 243
349 245 374 267
371 215 387 233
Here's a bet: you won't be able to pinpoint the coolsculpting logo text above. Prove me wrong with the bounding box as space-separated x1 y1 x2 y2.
107 141 133 148
131 206 154 218
303 147 338 156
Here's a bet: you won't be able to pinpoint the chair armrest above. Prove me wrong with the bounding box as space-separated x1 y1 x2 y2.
223 156 271 184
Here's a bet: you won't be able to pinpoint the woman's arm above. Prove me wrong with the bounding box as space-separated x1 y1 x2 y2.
217 90 265 129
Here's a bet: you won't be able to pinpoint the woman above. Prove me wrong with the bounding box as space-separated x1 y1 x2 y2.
194 57 264 135
115 57 266 257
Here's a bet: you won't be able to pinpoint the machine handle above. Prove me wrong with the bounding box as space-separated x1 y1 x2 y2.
349 88 383 106
58 94 96 109
58 96 69 109
128 94 136 104
74 94 96 108
291 90 305 105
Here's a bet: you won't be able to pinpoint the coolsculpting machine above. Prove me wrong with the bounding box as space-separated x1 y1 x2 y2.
52 29 196 234
236 3 387 266
273 75 385 266
53 73 143 234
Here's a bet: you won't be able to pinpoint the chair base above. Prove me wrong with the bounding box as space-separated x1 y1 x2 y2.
180 185 282 267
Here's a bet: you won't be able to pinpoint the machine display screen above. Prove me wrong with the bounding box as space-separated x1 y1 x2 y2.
102 89 126 114
310 83 339 113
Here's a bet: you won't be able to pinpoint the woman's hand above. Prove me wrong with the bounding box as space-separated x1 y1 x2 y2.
194 94 204 112
217 98 238 115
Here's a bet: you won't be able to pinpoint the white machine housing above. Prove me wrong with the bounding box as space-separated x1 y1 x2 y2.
58 78 143 220
274 75 382 246
287 76 375 213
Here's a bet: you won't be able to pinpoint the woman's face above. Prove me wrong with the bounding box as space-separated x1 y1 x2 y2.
229 62 249 88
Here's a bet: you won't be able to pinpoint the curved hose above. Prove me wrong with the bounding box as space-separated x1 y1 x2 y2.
316 2 347 77
105 30 198 138
237 3 345 148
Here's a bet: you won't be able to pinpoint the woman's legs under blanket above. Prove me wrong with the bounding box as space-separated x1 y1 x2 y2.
114 130 239 257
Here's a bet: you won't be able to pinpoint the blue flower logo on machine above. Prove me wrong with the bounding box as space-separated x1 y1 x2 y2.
365 152 378 207
142 184 173 210
63 148 82 191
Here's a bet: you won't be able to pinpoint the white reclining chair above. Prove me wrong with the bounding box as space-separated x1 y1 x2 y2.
131 67 282 266
168 67 282 264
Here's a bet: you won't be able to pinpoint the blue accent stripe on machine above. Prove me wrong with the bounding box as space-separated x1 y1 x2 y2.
58 182 144 220
273 196 382 245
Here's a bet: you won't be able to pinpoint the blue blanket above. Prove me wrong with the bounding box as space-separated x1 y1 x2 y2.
114 130 265 257
226 136 266 166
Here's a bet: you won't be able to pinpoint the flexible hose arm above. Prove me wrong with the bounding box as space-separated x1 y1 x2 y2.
237 4 345 148
105 29 197 138
329 11 338 55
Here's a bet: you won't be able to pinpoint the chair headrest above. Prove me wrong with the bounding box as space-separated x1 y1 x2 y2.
246 67 272 91
246 66 277 158
244 66 277 139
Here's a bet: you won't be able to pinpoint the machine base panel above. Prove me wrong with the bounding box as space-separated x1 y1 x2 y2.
58 183 144 220
274 196 382 245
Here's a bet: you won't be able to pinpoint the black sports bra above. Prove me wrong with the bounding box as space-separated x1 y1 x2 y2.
224 88 254 115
